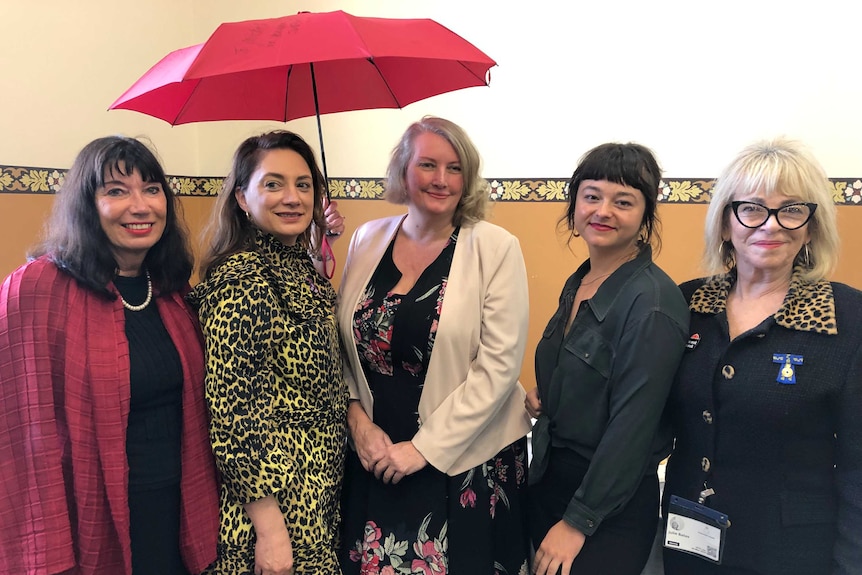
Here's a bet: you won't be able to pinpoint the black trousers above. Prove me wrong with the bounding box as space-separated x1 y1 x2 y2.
528 448 659 575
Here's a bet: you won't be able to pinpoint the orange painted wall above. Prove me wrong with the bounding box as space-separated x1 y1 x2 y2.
330 200 862 391
2 195 860 390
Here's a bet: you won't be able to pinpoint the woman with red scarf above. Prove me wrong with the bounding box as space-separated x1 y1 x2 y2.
0 136 219 575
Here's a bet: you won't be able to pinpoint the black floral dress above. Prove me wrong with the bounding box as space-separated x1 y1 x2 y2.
340 229 530 575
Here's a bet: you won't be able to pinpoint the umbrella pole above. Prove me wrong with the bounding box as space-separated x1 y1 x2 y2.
310 61 336 262
309 62 330 199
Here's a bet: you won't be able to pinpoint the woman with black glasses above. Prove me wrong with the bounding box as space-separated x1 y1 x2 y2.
663 138 862 575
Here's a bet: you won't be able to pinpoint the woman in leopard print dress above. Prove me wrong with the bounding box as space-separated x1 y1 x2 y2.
190 131 348 575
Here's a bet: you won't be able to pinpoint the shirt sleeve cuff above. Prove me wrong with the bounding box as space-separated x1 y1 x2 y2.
563 498 603 536
219 451 292 504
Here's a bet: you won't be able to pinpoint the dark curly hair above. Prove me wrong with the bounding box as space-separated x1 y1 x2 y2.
30 135 193 295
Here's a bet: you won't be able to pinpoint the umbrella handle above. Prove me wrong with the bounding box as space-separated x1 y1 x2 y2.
320 235 336 280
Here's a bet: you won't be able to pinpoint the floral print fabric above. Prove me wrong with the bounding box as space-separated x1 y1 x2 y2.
340 229 530 575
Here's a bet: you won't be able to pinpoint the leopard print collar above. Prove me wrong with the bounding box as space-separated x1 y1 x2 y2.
689 268 837 335
254 228 307 264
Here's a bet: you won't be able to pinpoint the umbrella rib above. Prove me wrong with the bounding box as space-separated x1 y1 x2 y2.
365 57 404 108
454 60 490 85
284 65 293 123
171 78 206 125
366 58 490 109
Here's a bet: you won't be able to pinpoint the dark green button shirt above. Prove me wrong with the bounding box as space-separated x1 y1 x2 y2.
530 246 689 535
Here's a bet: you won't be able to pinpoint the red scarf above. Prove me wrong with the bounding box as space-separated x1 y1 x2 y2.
0 257 218 575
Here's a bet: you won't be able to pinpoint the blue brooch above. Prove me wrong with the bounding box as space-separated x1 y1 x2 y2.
772 353 803 384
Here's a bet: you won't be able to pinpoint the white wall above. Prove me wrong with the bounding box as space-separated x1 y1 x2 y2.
2 0 860 177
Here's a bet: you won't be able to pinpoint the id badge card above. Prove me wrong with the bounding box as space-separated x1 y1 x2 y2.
664 494 730 564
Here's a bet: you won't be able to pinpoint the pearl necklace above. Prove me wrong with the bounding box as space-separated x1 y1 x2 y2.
119 270 153 312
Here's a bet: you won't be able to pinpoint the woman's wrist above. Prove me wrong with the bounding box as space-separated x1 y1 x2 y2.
243 495 287 537
347 400 369 435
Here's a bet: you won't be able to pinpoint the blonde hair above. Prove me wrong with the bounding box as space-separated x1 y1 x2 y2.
703 137 839 281
384 116 489 226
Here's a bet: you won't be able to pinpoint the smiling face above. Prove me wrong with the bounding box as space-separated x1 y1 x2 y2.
404 132 464 222
236 148 315 246
95 163 167 275
725 191 810 277
573 179 646 256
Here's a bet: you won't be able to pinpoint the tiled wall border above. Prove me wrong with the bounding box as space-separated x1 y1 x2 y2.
2 165 861 204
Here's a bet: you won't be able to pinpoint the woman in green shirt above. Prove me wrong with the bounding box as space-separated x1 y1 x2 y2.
526 142 689 575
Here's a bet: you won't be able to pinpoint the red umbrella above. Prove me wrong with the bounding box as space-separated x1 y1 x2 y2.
109 10 496 182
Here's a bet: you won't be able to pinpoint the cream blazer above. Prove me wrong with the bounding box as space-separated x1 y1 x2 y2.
337 215 532 476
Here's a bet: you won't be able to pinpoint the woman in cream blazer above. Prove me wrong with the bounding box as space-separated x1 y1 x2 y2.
337 117 532 575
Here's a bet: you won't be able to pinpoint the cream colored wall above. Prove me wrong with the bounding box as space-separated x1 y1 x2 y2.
0 1 198 172
2 0 862 392
4 1 862 174
183 0 862 179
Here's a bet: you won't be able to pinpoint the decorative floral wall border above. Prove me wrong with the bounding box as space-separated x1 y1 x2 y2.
2 165 861 204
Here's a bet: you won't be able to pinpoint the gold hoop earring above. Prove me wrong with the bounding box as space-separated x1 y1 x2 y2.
719 241 733 267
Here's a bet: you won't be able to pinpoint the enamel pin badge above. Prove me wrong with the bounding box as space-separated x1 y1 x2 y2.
686 334 701 350
772 353 803 384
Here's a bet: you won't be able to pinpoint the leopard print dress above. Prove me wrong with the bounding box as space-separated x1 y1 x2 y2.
190 231 348 574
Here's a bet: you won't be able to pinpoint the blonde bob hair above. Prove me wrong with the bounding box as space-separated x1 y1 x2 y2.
384 116 489 226
704 137 839 282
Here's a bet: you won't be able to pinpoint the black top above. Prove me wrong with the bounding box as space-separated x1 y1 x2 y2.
353 229 458 443
530 246 689 535
115 274 184 490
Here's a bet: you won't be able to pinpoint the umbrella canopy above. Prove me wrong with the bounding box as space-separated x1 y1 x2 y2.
109 10 496 180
